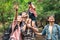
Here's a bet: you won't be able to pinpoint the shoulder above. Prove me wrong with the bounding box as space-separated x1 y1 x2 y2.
45 24 49 28
54 24 60 26
54 24 60 28
44 24 49 29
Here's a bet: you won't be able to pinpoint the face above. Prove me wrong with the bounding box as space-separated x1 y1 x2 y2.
29 3 35 9
48 16 55 22
17 16 22 22
22 12 28 21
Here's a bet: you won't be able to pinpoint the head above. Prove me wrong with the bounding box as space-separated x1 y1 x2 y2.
28 2 35 10
48 15 55 23
28 2 31 7
17 15 22 22
22 12 29 21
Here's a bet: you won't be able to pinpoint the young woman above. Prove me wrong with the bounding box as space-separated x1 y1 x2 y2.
10 4 22 40
28 2 37 21
35 16 60 40
21 12 38 40
10 16 22 40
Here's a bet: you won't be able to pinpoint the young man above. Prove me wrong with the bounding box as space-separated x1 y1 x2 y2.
35 16 60 40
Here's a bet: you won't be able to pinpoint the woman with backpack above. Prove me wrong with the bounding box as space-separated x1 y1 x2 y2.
9 4 22 40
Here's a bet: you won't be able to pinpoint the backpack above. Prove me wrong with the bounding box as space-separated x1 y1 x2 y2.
3 25 12 40
3 24 19 40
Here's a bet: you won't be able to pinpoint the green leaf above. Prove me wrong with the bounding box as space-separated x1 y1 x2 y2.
24 0 29 3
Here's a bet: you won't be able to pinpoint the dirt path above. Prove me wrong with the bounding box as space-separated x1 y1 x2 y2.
36 35 45 40
0 34 45 40
0 28 45 40
0 33 3 40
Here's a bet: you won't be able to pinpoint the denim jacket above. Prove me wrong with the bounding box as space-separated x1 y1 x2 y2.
42 24 60 40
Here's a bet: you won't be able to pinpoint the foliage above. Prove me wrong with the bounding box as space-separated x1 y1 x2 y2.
0 0 60 31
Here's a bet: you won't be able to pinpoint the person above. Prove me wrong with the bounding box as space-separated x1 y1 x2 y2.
35 15 60 40
10 16 22 40
28 2 37 21
27 2 37 30
10 4 22 40
21 12 38 40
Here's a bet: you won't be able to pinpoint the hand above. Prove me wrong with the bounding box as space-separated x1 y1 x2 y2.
27 24 31 28
14 5 18 11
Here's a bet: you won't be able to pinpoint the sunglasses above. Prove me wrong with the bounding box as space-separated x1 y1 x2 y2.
22 17 27 18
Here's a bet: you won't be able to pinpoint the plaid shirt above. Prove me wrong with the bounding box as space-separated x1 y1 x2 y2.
21 21 36 40
22 29 36 40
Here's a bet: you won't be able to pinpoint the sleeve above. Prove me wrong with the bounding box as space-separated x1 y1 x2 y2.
42 25 47 35
56 24 60 40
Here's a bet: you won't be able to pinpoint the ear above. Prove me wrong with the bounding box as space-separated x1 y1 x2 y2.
48 19 49 21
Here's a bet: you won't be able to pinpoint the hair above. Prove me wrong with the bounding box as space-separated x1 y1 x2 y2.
28 2 32 5
22 11 27 15
46 15 55 24
47 15 55 19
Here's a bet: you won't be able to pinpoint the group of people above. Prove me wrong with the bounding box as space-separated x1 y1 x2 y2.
10 12 38 40
3 2 60 40
9 2 38 40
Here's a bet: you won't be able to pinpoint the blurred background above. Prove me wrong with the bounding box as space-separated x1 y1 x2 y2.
0 0 60 40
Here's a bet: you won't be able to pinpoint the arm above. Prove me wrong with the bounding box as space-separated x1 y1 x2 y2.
33 10 37 17
56 24 60 39
14 5 18 20
36 25 47 36
30 27 38 32
11 5 18 33
35 32 42 36
26 23 38 32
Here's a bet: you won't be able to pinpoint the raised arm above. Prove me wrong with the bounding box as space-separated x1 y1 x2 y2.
14 4 18 20
11 4 19 33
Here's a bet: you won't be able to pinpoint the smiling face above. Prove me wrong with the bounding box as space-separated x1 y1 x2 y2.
22 12 29 21
17 16 22 22
29 2 35 10
48 16 55 22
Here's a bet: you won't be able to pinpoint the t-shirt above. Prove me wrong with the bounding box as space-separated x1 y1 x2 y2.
49 26 53 39
27 10 36 21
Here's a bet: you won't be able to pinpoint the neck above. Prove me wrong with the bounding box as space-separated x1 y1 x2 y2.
49 22 54 26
